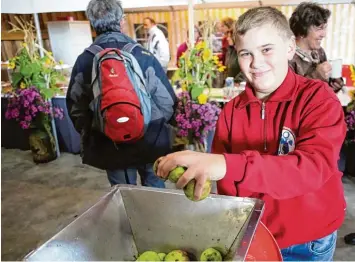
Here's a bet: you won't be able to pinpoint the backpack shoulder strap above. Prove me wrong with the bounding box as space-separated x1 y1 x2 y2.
86 45 104 56
122 43 140 53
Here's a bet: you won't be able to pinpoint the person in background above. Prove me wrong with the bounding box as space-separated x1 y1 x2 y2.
156 6 346 261
143 17 170 72
211 21 223 54
67 0 176 188
176 26 202 67
289 2 343 92
219 17 235 65
290 3 353 245
224 29 244 83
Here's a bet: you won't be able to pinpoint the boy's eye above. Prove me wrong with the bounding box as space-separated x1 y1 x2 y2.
262 48 272 53
240 52 250 57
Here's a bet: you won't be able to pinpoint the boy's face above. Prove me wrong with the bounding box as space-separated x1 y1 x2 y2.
235 24 295 98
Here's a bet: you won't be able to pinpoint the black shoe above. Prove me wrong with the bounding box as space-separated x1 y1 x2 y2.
344 233 355 245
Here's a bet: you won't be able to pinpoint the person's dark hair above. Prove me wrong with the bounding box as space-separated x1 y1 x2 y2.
144 17 156 25
289 2 331 37
86 0 123 34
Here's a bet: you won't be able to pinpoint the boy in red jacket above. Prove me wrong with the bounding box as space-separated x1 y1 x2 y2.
156 6 346 261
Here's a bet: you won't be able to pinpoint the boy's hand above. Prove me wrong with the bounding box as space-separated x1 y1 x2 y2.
156 151 226 199
316 62 332 80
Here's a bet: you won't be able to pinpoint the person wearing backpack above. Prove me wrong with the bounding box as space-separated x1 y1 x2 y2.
66 0 177 188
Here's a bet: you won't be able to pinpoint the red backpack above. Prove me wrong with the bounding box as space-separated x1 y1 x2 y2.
86 44 151 143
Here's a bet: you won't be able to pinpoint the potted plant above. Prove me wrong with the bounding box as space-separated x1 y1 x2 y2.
4 17 64 163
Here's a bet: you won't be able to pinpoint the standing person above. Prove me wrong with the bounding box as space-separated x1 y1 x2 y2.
219 17 235 65
289 2 344 92
224 29 244 83
143 17 170 72
156 6 346 261
66 0 177 188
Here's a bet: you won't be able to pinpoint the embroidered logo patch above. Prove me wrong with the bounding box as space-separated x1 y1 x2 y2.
278 127 296 155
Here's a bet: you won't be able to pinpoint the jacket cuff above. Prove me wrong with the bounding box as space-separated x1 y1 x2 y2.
223 153 247 183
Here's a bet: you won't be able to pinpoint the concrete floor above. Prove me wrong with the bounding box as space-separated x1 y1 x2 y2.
1 148 355 261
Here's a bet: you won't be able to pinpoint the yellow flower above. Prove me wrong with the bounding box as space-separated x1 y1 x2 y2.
22 43 27 48
20 82 26 89
349 89 355 101
197 93 208 104
187 61 192 68
59 60 64 65
196 41 206 50
213 55 219 64
45 58 52 65
7 61 15 69
47 52 53 56
181 83 187 91
181 52 186 59
202 49 212 61
218 66 226 72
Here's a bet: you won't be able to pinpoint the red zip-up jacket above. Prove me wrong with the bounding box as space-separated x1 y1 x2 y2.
212 68 346 249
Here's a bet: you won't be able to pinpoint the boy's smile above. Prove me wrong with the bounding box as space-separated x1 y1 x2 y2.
235 24 295 99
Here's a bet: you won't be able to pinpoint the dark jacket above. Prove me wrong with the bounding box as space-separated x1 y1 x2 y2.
66 31 177 170
289 47 328 81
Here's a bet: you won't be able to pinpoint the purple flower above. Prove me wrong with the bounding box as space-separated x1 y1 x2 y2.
20 121 30 129
11 108 19 118
5 86 64 129
25 115 32 122
5 111 11 119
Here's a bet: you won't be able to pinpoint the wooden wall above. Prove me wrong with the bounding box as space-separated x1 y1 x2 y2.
2 3 355 65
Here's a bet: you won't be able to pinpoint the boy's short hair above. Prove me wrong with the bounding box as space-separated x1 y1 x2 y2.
234 6 294 41
289 2 331 37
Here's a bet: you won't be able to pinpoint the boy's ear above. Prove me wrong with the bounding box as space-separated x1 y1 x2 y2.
287 36 296 60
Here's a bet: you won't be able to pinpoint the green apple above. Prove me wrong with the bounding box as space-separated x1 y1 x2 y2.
184 179 212 201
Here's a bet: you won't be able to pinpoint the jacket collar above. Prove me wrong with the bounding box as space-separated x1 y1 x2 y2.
295 46 320 64
237 67 298 108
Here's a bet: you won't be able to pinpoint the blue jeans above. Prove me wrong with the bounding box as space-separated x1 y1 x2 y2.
281 231 337 261
106 163 165 188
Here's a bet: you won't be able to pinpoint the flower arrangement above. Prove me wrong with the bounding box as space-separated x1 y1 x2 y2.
5 17 64 128
3 16 64 162
172 34 224 150
175 40 226 101
6 17 63 99
5 86 63 129
175 91 221 148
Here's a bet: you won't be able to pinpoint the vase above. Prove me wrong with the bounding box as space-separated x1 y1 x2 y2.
212 71 225 88
28 127 57 163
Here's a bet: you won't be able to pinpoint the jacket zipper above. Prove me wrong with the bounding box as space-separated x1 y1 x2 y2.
261 102 267 152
